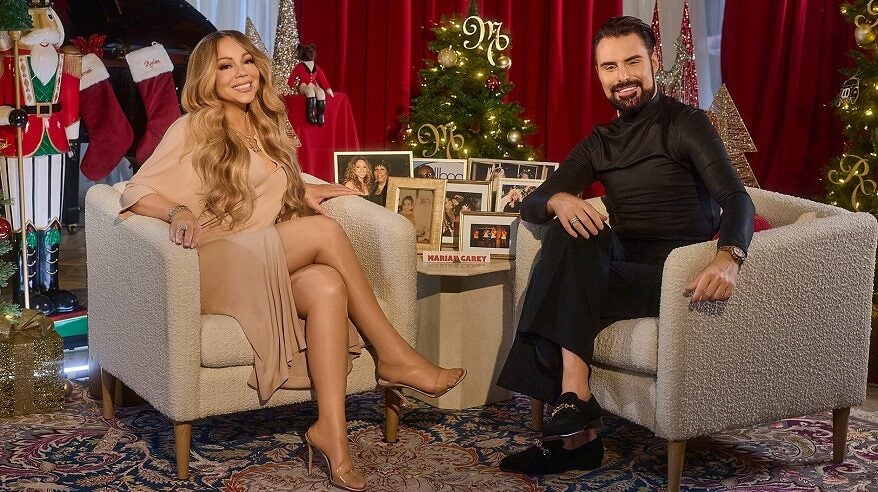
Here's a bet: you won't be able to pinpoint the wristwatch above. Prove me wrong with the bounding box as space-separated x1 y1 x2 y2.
717 245 747 266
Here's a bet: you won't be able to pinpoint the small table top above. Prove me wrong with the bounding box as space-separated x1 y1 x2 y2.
416 258 513 277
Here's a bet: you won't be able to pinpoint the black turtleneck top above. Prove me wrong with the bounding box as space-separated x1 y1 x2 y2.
522 94 754 252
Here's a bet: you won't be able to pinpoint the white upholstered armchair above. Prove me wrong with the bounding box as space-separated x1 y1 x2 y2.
85 175 418 479
515 187 877 492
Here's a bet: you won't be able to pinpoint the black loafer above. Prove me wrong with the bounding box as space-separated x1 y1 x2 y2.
542 392 602 441
499 436 604 475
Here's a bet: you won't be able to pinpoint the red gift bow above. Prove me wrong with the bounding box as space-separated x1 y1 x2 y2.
70 34 106 58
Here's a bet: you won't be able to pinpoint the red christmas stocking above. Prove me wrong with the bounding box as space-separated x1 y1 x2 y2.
126 43 181 164
79 53 134 181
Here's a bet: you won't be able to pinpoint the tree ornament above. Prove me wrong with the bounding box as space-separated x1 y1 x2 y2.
63 379 73 397
462 15 510 66
496 55 512 70
836 76 861 106
437 48 459 68
855 25 877 48
470 119 482 134
485 75 501 92
507 129 522 144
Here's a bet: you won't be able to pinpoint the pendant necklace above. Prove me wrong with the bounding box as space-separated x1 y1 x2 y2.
234 111 262 153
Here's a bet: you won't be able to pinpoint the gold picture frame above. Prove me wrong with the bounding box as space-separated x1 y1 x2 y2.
459 211 519 259
386 177 447 253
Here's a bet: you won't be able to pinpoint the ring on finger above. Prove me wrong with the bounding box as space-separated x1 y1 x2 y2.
177 225 188 232
569 217 582 225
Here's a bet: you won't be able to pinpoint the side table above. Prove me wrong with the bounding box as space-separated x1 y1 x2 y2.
414 258 516 409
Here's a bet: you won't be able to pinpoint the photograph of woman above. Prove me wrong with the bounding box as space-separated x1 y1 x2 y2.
119 30 465 491
342 155 373 195
367 161 389 206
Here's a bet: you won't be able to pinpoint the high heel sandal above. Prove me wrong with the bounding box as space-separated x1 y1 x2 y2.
375 362 467 400
304 430 366 491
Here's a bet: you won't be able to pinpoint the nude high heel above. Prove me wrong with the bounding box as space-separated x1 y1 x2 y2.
376 362 467 399
304 430 366 491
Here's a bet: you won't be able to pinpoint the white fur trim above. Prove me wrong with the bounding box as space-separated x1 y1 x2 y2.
0 106 11 125
66 120 80 140
125 43 173 83
80 53 109 90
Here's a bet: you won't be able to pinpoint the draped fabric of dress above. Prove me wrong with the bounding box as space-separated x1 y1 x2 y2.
120 114 361 402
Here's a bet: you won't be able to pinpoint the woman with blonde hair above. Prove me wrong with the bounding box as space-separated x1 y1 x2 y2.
342 156 373 195
120 30 464 491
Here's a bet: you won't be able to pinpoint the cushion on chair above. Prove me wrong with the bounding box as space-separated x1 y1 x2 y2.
592 317 658 375
200 299 388 368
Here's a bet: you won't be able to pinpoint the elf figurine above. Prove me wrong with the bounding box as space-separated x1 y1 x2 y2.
0 0 81 315
287 43 333 126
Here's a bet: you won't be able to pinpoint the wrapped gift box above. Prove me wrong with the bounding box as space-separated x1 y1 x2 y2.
0 309 65 416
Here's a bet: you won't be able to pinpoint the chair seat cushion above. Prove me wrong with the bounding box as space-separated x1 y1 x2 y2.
592 317 658 375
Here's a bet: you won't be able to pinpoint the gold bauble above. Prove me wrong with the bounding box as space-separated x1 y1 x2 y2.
438 48 459 68
497 55 512 70
63 379 74 397
855 25 877 48
507 129 522 144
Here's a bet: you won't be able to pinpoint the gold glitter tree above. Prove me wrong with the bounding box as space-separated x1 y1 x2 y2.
707 84 759 188
271 0 300 96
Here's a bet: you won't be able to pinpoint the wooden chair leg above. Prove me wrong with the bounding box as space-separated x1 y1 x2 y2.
833 407 850 463
174 421 192 480
667 439 686 492
530 398 544 431
100 368 114 420
383 387 401 443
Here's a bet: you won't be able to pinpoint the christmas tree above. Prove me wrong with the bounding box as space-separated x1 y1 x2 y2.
0 0 32 32
401 4 538 161
826 1 878 215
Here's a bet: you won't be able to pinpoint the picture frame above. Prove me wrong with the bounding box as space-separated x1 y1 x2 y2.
442 180 491 246
468 158 559 183
494 178 544 213
333 151 413 206
413 158 469 180
459 211 519 259
386 177 446 253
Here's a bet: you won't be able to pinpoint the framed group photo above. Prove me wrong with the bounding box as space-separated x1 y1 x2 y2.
442 180 491 246
333 151 413 206
413 158 469 180
459 212 519 259
494 178 544 213
386 177 446 253
468 158 559 184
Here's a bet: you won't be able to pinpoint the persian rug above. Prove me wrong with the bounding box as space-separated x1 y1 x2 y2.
1 383 877 491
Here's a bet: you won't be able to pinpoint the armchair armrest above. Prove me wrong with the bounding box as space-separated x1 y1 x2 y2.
85 184 203 421
655 211 878 440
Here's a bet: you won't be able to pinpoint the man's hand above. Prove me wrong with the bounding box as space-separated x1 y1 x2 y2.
685 250 740 301
304 182 360 216
547 192 608 238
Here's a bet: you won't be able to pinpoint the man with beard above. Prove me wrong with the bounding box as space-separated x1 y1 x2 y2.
496 16 754 474
0 0 81 315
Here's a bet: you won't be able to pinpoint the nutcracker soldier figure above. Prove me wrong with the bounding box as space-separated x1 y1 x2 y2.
0 0 80 315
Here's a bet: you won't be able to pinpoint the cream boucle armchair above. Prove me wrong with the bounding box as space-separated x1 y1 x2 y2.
85 175 417 479
515 187 877 492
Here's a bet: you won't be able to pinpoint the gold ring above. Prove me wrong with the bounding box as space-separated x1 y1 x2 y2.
177 225 188 232
569 217 582 225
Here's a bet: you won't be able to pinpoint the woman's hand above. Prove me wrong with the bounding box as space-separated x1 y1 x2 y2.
169 209 201 248
304 183 361 216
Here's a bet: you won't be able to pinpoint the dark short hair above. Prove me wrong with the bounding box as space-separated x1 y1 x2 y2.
592 16 657 61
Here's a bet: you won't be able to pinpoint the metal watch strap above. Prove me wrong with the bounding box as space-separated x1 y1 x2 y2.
717 245 745 265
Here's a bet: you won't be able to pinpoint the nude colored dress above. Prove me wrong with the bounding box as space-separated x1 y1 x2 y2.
120 114 361 402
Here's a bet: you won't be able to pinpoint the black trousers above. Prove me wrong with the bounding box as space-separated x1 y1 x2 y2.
496 221 695 404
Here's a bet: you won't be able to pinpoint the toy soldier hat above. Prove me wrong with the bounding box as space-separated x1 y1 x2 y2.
28 0 54 7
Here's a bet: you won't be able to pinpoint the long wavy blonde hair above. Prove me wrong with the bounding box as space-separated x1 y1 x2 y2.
181 30 307 228
342 156 373 194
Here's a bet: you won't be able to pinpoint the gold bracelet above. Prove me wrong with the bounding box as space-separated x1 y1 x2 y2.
168 204 191 221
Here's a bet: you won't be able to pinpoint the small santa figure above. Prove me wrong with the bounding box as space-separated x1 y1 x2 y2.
287 43 333 126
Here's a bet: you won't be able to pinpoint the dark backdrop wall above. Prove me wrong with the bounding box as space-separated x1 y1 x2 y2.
295 0 622 167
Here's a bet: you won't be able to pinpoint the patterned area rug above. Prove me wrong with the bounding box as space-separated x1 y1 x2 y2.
1 383 877 491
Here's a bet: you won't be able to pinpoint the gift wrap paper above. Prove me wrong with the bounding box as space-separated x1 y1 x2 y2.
0 309 65 416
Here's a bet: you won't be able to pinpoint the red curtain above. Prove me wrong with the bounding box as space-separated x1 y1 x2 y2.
296 0 621 165
721 0 855 199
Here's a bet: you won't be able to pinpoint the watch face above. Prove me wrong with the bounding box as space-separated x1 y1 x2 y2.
733 246 747 259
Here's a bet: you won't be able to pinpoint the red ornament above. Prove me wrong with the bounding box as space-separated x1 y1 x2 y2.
71 34 107 58
0 217 11 240
485 76 501 92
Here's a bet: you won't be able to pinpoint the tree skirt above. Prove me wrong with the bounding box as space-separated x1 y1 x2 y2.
1 383 876 491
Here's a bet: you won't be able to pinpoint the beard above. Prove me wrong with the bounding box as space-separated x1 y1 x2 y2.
27 41 60 85
608 78 656 115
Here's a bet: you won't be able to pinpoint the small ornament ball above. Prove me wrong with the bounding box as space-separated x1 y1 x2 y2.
486 76 501 92
497 55 512 70
437 48 458 68
855 25 877 48
0 217 10 240
507 129 522 144
63 379 74 397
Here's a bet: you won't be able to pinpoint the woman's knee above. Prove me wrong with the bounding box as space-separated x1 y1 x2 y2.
294 264 347 302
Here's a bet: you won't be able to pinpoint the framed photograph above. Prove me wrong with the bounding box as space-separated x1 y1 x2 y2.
386 177 446 253
468 158 559 185
334 151 413 206
413 158 469 180
494 178 544 213
442 180 491 246
459 212 518 259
